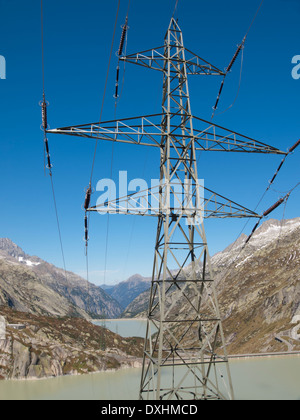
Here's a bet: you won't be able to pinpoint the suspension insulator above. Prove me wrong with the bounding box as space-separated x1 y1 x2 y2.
213 78 225 111
84 215 89 242
269 173 278 186
268 159 285 187
114 66 120 99
226 37 246 73
288 138 300 154
245 220 261 244
44 138 52 169
116 65 120 81
41 98 48 131
44 137 50 155
84 187 92 211
118 18 128 57
263 198 285 217
276 159 285 173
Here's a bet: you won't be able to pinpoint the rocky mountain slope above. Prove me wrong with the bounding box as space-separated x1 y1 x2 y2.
213 218 300 354
122 218 300 354
0 239 123 319
122 289 152 318
0 306 143 380
101 274 151 311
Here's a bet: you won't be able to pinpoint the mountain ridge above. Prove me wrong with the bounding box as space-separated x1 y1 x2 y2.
121 217 300 354
0 239 123 319
101 274 151 311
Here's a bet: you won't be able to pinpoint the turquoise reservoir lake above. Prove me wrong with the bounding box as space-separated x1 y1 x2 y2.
0 319 299 400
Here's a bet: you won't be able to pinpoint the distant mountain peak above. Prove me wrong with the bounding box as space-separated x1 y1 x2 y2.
126 274 149 283
0 238 43 266
0 237 19 249
0 238 123 319
103 274 151 310
0 238 26 260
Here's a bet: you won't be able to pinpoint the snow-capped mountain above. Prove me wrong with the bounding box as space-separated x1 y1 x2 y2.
0 238 42 267
212 218 300 270
207 218 300 354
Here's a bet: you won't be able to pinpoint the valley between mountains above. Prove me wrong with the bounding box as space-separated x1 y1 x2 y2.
0 217 299 380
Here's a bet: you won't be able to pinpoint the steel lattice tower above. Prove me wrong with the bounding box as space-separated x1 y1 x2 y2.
48 18 286 400
138 19 234 401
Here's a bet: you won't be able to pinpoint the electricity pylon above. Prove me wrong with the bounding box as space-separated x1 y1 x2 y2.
48 18 286 400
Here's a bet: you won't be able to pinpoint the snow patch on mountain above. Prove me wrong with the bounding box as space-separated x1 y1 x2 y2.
211 218 300 270
248 218 300 248
18 257 40 267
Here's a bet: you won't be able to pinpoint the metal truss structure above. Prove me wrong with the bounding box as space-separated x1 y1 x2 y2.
51 113 285 154
88 183 261 220
48 18 286 400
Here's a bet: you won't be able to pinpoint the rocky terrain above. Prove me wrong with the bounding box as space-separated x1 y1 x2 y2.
0 240 145 381
0 239 123 319
0 307 143 380
0 217 299 381
214 218 300 354
122 288 152 318
122 218 300 354
101 274 151 311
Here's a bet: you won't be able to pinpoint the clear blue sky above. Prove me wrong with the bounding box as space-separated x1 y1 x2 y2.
0 0 299 285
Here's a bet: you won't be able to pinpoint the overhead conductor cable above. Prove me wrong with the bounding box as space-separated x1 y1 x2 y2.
212 36 246 119
84 0 122 313
40 0 68 288
246 135 300 247
83 186 92 251
266 138 300 191
212 0 266 119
